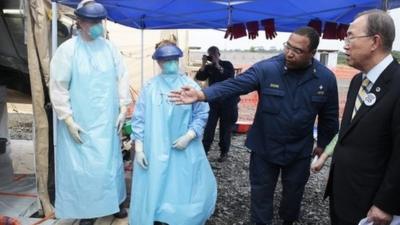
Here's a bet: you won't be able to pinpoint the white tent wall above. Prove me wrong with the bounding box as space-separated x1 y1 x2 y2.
106 22 189 91
106 22 158 91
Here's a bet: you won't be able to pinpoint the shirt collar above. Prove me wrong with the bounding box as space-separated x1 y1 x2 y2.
364 54 393 84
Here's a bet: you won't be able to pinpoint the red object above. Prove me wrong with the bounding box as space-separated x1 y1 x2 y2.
336 23 349 40
307 19 322 36
232 23 247 39
246 21 259 40
0 216 21 225
235 120 252 133
224 25 233 40
322 21 338 39
261 18 277 40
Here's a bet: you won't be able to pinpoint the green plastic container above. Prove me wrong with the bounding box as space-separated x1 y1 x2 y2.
122 121 132 136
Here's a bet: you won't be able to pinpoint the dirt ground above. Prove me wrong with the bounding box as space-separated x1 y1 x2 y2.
205 132 331 225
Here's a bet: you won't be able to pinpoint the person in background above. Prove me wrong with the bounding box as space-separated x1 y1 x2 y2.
311 134 337 172
129 38 217 225
49 1 130 224
169 26 339 225
325 9 400 225
195 46 239 162
0 85 13 186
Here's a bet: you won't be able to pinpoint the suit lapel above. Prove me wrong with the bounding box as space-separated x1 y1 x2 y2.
340 60 398 139
339 74 362 140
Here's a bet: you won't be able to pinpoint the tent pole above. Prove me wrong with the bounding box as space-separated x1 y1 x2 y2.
141 29 144 87
227 0 232 25
51 1 57 56
382 0 389 11
51 1 58 150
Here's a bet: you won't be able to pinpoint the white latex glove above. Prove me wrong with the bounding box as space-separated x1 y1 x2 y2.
172 129 196 150
116 106 127 134
134 140 148 169
64 116 85 144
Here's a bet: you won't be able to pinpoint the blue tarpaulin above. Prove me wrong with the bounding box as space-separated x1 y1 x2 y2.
58 0 400 31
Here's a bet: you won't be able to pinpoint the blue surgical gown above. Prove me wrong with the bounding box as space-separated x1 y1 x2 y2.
50 35 126 219
129 73 217 225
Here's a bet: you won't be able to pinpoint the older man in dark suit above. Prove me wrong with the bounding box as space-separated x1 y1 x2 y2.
325 9 400 225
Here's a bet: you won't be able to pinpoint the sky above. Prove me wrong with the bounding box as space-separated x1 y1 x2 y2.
188 8 400 52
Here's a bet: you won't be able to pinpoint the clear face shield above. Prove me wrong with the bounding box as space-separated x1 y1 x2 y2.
75 18 106 39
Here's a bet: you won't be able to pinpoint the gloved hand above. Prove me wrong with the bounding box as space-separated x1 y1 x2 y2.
246 21 259 40
261 18 277 40
322 21 338 39
172 129 196 150
232 23 247 39
224 26 233 40
134 140 148 169
116 106 127 134
336 23 349 40
64 116 85 144
307 19 322 36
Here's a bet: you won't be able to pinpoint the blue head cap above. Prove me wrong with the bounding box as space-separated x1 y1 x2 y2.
152 44 183 61
74 0 107 21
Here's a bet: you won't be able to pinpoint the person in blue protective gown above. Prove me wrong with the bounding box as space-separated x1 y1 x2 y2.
49 1 130 224
129 39 217 225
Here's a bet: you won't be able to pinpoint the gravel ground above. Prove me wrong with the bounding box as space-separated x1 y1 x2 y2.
8 113 33 140
205 132 331 225
8 113 331 225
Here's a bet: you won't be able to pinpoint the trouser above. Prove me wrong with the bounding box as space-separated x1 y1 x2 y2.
249 152 310 224
202 103 238 154
329 197 357 225
154 222 169 225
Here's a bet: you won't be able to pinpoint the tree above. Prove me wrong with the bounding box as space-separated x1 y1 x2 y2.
392 50 400 62
337 51 347 65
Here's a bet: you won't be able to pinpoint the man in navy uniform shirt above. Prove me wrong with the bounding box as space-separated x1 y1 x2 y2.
170 27 339 225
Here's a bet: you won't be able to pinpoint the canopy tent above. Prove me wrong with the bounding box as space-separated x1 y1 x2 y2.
54 0 400 87
57 0 400 31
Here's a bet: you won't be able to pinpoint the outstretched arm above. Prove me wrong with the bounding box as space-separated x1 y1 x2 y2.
169 63 262 104
169 86 206 105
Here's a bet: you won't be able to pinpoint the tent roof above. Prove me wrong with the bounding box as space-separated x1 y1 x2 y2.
58 0 400 31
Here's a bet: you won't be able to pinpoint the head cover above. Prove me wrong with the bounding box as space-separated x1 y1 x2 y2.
152 45 183 61
75 0 107 21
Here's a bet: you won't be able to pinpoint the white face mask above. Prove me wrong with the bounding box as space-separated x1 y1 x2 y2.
162 60 179 74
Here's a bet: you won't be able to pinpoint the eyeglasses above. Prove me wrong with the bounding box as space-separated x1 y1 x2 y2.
344 35 374 45
283 42 307 55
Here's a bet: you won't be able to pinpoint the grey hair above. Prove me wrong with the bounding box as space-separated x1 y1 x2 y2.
356 9 395 52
